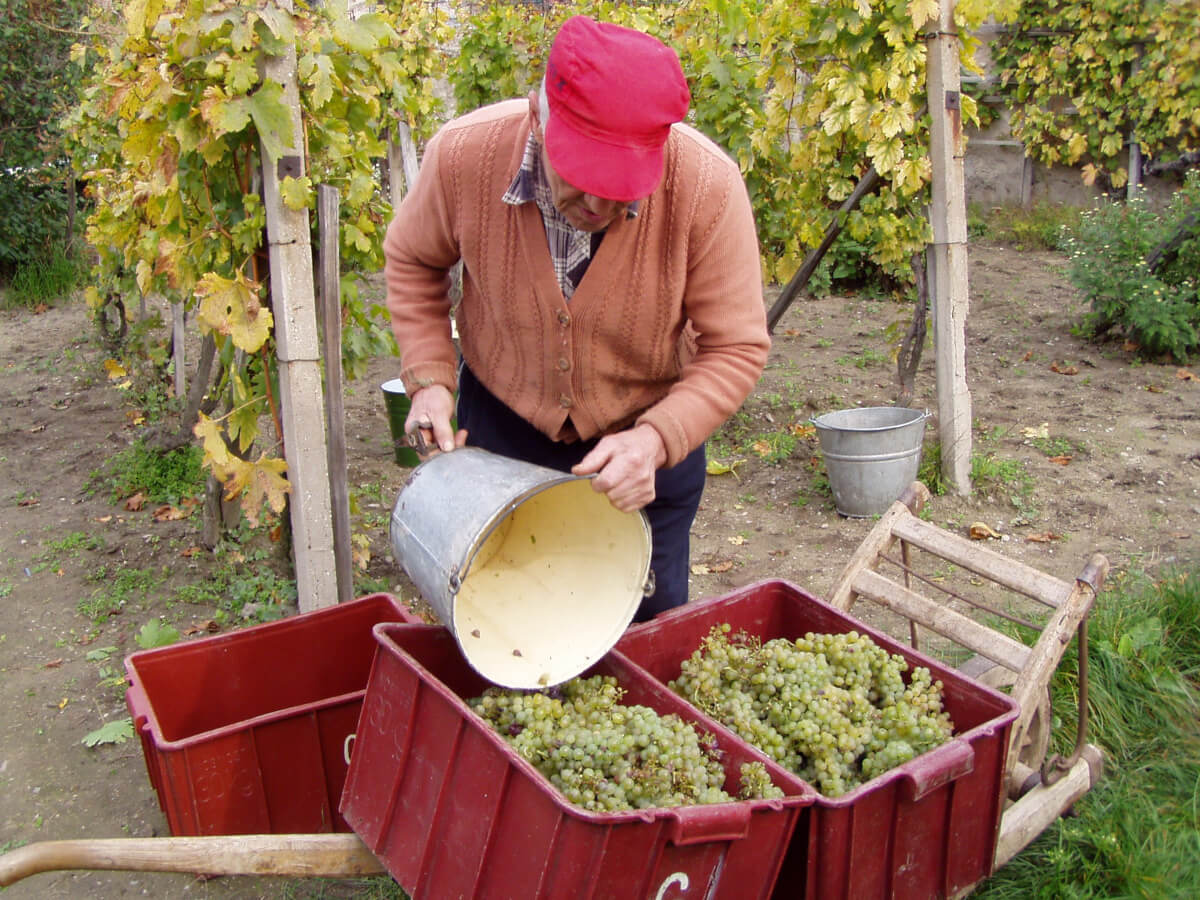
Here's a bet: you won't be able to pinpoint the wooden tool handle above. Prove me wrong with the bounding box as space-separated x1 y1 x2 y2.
0 833 385 887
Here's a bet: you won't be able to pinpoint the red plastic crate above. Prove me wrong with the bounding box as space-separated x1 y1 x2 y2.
339 622 816 900
615 580 1020 900
125 593 421 836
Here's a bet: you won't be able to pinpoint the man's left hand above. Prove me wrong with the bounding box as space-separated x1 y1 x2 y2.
572 423 667 512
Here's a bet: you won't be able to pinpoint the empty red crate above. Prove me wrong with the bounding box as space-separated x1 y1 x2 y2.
339 622 816 900
615 580 1020 900
125 593 420 836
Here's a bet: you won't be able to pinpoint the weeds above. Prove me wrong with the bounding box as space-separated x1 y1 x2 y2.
79 565 162 620
88 439 204 505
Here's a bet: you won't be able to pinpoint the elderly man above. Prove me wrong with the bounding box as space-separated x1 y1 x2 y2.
384 15 769 620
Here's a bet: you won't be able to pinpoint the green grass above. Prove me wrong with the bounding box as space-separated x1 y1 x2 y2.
976 568 1200 899
2 248 87 307
88 439 205 505
969 202 1084 252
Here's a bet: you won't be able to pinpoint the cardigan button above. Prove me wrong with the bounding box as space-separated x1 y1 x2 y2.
558 394 573 409
557 358 570 371
557 311 571 327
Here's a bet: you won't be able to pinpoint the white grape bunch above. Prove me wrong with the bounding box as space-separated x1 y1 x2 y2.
470 674 786 811
670 625 955 797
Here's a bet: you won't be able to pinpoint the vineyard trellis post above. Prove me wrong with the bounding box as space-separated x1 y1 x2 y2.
260 0 339 611
925 0 973 495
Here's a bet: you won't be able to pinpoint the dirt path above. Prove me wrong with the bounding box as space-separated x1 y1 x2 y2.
1 241 1196 898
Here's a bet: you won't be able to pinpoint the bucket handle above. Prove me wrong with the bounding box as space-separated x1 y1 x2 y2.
642 569 656 597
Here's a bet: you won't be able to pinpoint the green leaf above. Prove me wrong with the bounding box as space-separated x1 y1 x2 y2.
246 80 295 161
82 717 135 748
279 175 313 211
136 618 181 650
85 646 119 662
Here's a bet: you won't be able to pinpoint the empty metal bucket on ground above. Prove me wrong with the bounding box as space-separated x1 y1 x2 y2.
813 407 929 517
390 447 652 689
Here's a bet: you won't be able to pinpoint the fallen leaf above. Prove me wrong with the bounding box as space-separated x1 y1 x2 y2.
180 545 204 558
183 620 220 636
789 423 816 439
1050 362 1078 375
783 328 802 336
1146 384 1165 393
751 440 772 457
1171 532 1190 539
152 504 189 522
1026 532 1062 543
44 658 64 669
29 424 46 434
1021 350 1033 362
1176 369 1197 382
58 697 69 710
18 496 39 507
34 303 50 314
1122 340 1139 352
710 560 734 573
96 515 113 523
728 535 747 545
50 399 72 410
969 521 1001 540
126 410 146 425
1048 455 1072 465
1021 423 1050 440
706 458 744 478
124 492 146 511
103 358 127 379
691 563 711 575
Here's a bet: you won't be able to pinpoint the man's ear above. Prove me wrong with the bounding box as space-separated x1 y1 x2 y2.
527 90 542 139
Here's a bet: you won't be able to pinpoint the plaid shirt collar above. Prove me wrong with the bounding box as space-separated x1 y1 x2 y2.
503 134 638 300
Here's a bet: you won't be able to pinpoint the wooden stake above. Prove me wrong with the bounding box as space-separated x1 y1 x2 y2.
260 0 339 612
171 301 186 401
318 184 354 605
924 1 973 494
386 121 421 211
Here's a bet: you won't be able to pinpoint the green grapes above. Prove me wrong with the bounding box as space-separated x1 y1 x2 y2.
670 625 955 797
470 675 784 812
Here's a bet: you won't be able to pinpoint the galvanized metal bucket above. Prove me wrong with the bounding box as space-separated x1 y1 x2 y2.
390 447 652 688
812 407 929 518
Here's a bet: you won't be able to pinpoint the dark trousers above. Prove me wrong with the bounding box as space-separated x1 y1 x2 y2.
456 364 705 622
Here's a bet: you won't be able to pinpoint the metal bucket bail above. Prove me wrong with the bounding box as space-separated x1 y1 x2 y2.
390 447 652 688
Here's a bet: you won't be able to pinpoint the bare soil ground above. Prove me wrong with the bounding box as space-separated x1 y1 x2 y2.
1 240 1197 898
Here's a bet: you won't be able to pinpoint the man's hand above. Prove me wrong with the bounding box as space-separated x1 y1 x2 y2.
406 384 467 456
572 423 667 512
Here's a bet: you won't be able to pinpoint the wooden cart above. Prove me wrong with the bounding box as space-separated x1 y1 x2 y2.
0 482 1107 892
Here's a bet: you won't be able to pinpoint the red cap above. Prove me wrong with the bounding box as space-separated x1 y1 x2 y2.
543 16 690 203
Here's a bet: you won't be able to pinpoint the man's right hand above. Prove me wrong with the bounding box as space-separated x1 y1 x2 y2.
405 384 467 455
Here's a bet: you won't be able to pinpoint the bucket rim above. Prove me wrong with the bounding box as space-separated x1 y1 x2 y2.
810 406 929 433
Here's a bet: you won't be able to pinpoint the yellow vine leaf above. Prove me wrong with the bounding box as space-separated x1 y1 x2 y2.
279 175 313 211
194 413 237 474
908 0 940 31
223 454 291 528
195 272 274 352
